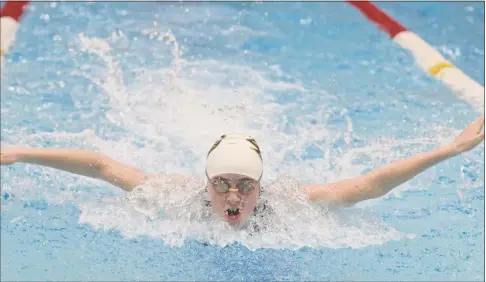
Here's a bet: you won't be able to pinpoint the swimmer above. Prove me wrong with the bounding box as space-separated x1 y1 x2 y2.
1 116 484 228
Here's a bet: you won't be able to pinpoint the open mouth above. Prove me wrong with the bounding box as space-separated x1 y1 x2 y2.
225 208 241 220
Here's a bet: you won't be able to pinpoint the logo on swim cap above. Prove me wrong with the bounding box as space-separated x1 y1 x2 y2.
206 133 263 180
207 134 226 157
246 138 262 158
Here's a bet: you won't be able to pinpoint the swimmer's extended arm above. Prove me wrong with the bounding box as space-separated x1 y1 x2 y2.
0 147 148 191
304 116 485 206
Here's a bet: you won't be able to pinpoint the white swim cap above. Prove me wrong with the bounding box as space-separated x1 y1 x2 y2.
206 133 263 181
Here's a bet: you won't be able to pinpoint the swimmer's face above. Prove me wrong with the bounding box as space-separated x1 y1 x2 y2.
207 173 260 227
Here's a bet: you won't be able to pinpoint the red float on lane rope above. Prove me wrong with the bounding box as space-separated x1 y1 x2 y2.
1 1 29 21
348 1 407 38
1 1 29 60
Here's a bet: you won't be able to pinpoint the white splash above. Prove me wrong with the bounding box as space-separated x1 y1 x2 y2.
78 173 411 250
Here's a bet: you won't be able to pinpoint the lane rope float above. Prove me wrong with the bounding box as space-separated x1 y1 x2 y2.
348 1 484 113
1 1 29 65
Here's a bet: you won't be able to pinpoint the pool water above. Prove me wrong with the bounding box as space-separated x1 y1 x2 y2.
1 2 484 281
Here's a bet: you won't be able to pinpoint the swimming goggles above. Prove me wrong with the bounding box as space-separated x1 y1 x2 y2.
208 177 258 194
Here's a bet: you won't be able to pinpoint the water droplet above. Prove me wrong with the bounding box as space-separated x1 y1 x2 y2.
40 14 50 21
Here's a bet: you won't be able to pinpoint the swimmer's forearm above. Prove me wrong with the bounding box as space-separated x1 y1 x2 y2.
365 144 457 199
17 148 147 191
18 148 106 179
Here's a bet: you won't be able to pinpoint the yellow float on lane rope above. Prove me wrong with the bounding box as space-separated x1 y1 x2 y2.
428 61 454 76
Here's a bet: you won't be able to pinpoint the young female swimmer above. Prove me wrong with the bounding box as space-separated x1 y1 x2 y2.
1 116 484 228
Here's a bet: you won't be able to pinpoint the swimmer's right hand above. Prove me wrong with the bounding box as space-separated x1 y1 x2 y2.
0 147 25 165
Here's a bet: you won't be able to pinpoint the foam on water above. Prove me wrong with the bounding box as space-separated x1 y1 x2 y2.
78 173 412 250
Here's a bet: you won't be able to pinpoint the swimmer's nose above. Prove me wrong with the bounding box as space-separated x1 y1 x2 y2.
226 187 241 204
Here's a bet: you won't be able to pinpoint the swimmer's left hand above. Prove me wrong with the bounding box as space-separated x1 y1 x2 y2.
448 115 485 155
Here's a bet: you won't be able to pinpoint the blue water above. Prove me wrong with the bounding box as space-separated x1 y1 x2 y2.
1 2 484 281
